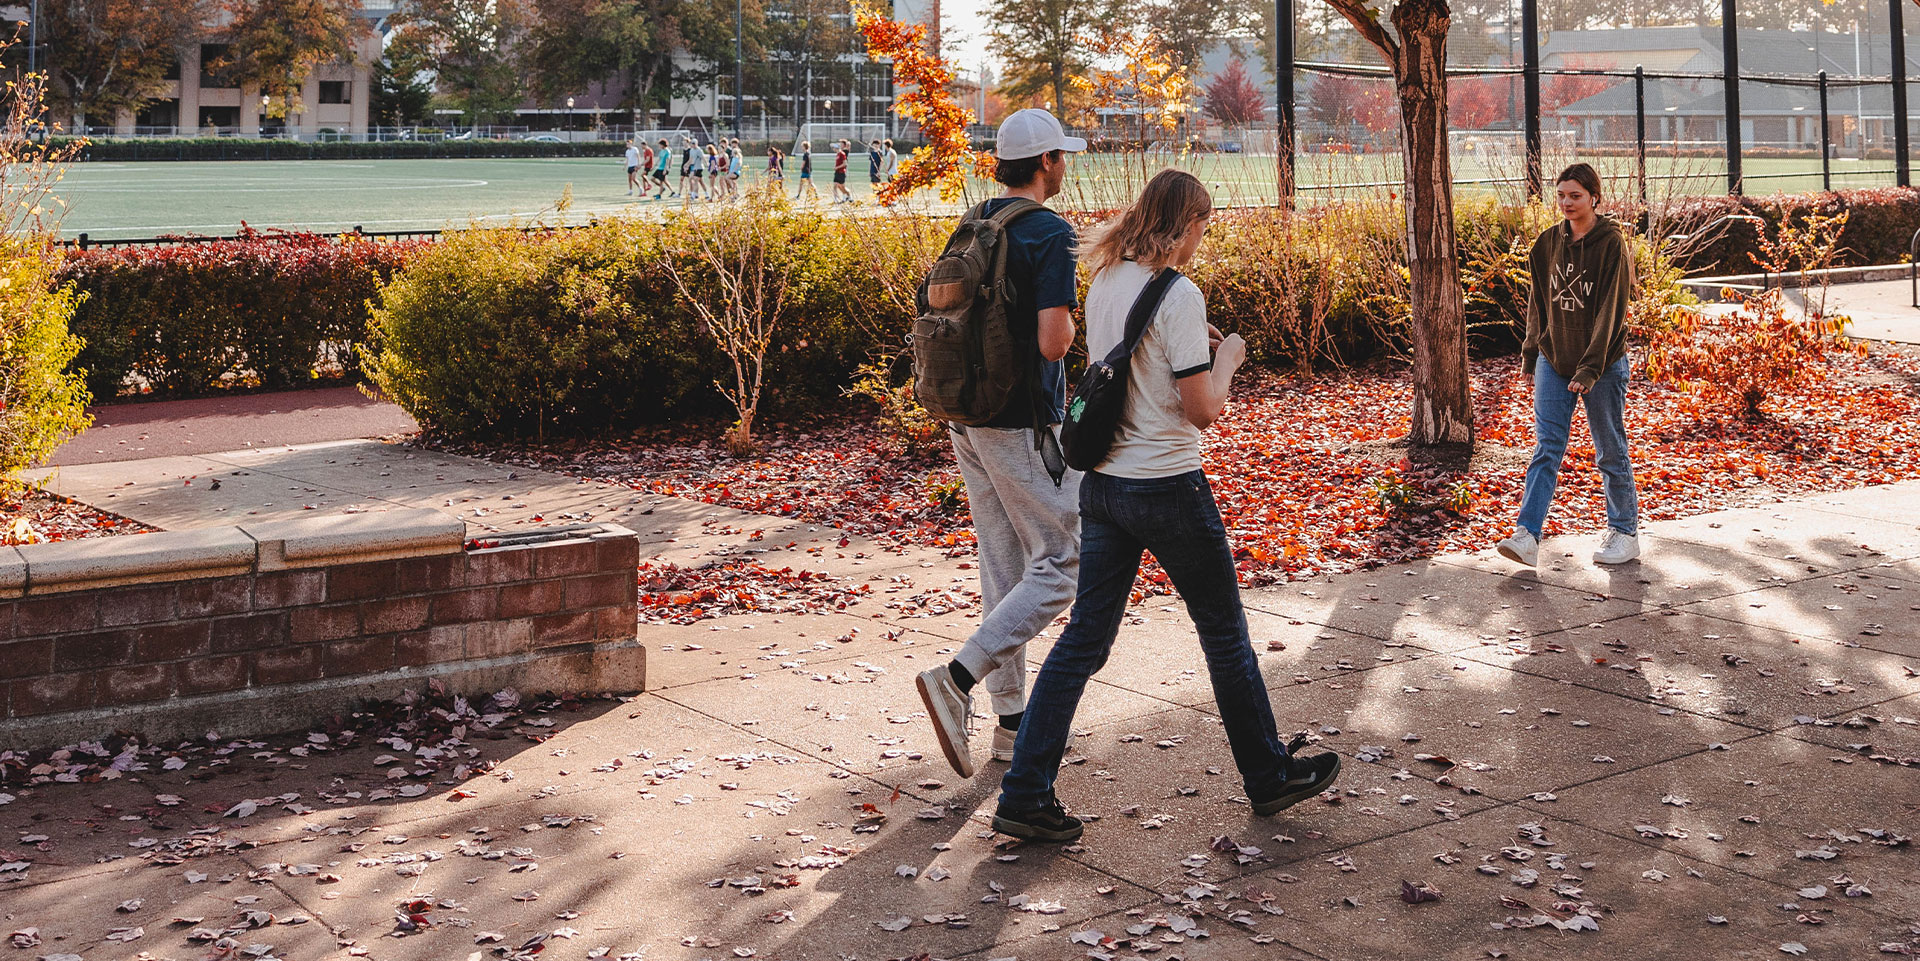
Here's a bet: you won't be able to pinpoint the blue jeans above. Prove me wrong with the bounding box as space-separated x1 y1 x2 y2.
999 470 1291 811
1516 355 1638 539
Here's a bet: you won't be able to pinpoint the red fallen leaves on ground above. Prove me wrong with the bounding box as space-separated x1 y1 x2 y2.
638 559 875 624
0 489 155 544
453 348 1920 588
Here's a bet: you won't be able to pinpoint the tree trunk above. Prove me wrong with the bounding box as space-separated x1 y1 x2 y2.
1389 0 1473 447
1051 61 1066 118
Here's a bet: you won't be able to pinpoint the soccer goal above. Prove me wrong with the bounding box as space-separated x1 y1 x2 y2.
1449 129 1578 180
793 122 888 154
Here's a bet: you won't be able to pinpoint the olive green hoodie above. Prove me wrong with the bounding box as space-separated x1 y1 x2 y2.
1522 216 1635 391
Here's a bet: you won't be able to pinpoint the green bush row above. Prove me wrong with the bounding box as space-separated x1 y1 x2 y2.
57 186 1919 439
60 137 626 162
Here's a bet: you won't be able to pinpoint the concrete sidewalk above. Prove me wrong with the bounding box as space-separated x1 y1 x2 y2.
4 445 1918 960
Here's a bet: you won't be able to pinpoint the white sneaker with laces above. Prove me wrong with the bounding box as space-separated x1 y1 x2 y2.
916 667 976 778
991 724 1016 762
1592 529 1640 565
1496 529 1540 567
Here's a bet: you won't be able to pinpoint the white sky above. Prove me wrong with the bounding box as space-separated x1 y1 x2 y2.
938 0 994 79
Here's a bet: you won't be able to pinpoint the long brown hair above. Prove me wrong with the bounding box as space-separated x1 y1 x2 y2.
1080 168 1212 274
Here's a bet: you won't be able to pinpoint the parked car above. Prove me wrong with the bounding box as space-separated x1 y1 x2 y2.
523 134 565 143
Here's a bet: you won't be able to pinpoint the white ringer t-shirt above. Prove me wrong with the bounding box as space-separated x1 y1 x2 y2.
1082 261 1213 479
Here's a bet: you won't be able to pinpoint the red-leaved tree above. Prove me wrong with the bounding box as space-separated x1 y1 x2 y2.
1447 75 1507 130
1543 56 1614 117
1203 57 1266 126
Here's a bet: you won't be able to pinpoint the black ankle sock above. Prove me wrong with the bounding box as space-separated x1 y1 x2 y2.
947 661 976 693
998 711 1023 732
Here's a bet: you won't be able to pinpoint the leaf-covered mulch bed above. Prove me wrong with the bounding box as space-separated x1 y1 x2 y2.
434 348 1920 587
0 488 154 544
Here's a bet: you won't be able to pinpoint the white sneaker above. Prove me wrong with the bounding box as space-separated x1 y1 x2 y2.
991 724 1016 762
1496 529 1540 567
1593 530 1640 565
916 667 975 778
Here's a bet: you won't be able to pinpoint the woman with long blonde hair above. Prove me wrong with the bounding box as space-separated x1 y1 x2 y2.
992 169 1342 842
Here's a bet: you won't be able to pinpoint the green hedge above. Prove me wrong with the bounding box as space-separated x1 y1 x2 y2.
60 186 1917 438
1657 186 1920 275
57 229 426 399
61 137 626 162
360 201 908 438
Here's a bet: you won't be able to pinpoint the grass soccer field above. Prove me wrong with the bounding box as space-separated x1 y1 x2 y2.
56 152 1899 240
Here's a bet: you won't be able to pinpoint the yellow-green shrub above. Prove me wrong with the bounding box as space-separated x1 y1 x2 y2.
0 241 92 489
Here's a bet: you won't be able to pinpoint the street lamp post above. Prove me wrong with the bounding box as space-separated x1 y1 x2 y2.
734 0 744 141
27 0 39 76
567 96 576 139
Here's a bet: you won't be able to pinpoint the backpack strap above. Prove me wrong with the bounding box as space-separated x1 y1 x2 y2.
984 197 1045 228
1103 267 1184 368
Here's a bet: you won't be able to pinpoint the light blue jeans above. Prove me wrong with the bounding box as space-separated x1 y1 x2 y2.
1516 355 1638 539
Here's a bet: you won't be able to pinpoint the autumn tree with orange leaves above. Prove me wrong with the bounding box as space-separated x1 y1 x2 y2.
853 1 989 205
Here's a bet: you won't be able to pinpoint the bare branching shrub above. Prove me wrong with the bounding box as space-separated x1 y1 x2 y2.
661 193 808 456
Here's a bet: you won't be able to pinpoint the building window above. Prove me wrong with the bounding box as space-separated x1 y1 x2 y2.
136 99 180 128
200 44 237 88
163 58 181 80
199 106 240 130
319 81 350 105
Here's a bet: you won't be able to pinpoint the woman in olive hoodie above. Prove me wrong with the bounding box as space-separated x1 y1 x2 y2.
1497 163 1640 568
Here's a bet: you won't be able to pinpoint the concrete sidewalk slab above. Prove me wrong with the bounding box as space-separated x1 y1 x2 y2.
12 448 1920 960
1516 733 1920 925
1244 560 1649 649
1449 610 1914 730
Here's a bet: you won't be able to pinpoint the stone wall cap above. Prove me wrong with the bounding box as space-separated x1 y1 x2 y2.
242 508 464 568
0 545 24 597
18 527 255 592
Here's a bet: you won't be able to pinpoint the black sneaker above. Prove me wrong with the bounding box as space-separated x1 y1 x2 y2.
1249 751 1342 817
991 798 1084 843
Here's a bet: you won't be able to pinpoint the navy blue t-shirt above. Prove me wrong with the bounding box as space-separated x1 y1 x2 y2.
978 197 1078 428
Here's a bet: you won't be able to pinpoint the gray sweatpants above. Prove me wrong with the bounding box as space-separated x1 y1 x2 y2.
949 425 1082 717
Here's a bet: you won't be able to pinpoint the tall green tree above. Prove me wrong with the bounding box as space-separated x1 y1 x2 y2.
37 0 212 129
761 0 858 123
387 0 531 127
371 57 435 124
525 0 754 121
220 0 368 117
987 0 1092 119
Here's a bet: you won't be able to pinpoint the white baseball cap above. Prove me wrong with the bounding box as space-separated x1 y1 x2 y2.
995 108 1087 160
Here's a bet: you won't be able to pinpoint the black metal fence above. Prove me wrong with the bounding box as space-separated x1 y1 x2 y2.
1273 0 1916 204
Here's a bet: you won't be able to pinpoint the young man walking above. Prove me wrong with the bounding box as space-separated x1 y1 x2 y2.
831 140 852 203
916 108 1087 780
880 138 899 183
867 139 883 187
678 135 701 202
624 139 642 195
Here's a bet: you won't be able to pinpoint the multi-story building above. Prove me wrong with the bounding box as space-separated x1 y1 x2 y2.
0 2 383 138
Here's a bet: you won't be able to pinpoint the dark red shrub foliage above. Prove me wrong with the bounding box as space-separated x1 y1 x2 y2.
57 226 428 399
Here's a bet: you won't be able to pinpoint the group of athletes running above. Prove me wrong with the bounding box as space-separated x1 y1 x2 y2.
623 134 901 205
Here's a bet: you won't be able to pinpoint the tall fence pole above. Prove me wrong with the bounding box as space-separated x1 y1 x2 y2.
1819 69 1832 192
1522 0 1542 199
1277 0 1296 209
1635 65 1648 205
734 0 745 140
1722 0 1742 195
1892 0 1911 187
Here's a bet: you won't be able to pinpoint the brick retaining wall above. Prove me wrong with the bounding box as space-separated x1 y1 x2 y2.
0 510 643 749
